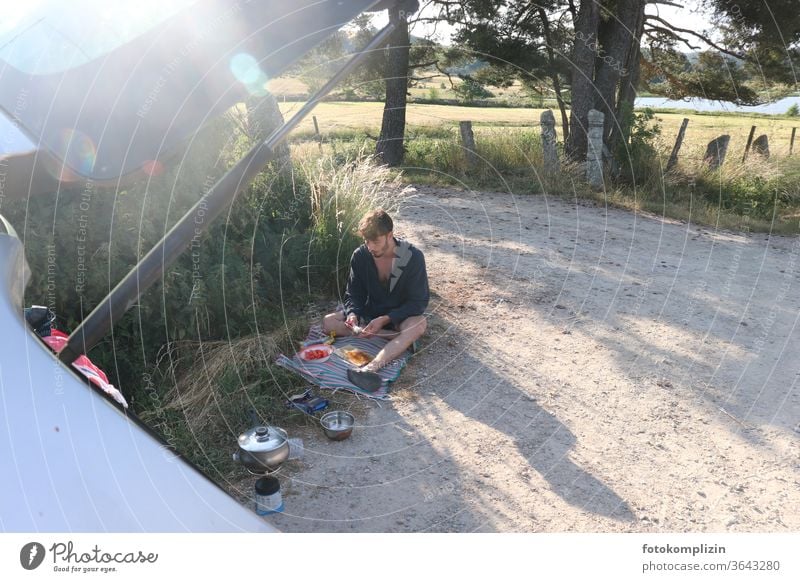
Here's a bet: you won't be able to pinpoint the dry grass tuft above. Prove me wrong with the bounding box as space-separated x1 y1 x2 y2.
148 319 305 432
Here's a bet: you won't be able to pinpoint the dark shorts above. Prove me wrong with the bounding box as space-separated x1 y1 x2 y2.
365 315 399 332
339 310 399 332
370 319 400 332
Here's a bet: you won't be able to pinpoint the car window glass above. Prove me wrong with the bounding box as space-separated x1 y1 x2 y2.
0 0 198 74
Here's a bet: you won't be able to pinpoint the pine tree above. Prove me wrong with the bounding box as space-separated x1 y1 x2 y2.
434 0 799 164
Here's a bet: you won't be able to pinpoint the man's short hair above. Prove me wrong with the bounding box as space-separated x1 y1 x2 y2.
358 209 393 240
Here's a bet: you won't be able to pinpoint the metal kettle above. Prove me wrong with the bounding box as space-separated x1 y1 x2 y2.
233 425 290 475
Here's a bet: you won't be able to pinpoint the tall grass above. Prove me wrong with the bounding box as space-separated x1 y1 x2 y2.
391 112 800 232
302 151 400 288
696 162 797 218
404 128 555 188
639 134 799 225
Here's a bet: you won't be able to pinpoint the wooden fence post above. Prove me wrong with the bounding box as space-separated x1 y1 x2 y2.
742 125 757 162
666 117 690 171
460 121 478 169
790 128 797 156
312 115 322 153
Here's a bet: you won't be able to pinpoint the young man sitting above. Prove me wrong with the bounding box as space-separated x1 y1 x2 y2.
323 209 429 391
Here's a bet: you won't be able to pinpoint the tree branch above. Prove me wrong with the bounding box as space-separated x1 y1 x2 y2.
407 0 432 21
414 15 468 26
408 0 440 27
411 74 441 82
509 4 536 30
645 14 748 60
644 25 701 51
567 0 578 23
435 62 456 89
409 59 440 69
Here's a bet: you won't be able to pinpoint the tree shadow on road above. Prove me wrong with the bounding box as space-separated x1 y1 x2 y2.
394 316 637 530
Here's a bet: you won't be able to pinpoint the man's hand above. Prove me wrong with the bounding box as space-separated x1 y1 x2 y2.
346 313 360 328
361 315 390 338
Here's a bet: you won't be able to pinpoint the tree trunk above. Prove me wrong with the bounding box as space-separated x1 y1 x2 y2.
565 1 601 160
593 0 644 145
610 0 646 154
615 2 645 113
245 91 290 166
539 7 569 142
376 6 410 167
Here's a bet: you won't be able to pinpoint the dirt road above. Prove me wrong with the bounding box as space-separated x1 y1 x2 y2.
268 185 799 532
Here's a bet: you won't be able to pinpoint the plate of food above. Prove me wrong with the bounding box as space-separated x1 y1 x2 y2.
335 346 374 367
298 344 333 363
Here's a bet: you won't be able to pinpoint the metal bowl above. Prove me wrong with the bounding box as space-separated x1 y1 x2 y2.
320 411 355 441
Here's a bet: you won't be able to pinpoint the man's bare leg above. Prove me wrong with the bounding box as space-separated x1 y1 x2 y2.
347 315 426 391
337 314 426 392
323 311 403 340
364 315 426 371
322 311 354 337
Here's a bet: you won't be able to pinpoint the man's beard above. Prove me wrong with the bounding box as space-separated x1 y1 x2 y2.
370 237 391 257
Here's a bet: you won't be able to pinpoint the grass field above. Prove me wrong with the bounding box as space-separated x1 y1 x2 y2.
655 112 799 159
278 100 800 155
278 100 542 132
273 100 800 234
269 74 534 103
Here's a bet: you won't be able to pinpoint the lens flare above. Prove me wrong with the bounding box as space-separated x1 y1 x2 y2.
230 53 261 84
229 52 269 96
48 128 97 179
142 159 164 177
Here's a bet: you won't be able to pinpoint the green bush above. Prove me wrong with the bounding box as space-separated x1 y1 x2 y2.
405 134 464 174
405 128 545 188
615 105 663 186
787 103 799 117
475 129 543 176
453 76 494 103
696 162 799 219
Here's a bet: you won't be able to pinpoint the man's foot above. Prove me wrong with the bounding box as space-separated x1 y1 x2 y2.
347 368 383 392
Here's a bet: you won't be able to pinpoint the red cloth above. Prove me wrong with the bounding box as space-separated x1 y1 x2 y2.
43 330 128 408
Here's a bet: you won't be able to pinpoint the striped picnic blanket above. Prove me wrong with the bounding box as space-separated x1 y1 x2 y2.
275 325 410 399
